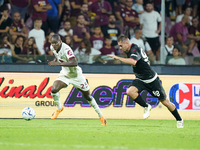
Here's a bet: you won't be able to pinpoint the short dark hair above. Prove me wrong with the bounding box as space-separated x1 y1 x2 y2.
0 4 8 12
51 34 61 41
34 17 42 22
134 28 142 33
117 34 129 42
77 13 84 18
93 25 101 29
104 35 111 40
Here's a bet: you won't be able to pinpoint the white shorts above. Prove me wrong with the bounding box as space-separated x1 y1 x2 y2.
55 72 90 91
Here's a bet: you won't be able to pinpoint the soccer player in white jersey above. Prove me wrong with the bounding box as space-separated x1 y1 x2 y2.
48 34 107 125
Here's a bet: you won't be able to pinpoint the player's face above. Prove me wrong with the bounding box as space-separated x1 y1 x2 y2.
51 39 61 50
118 41 129 52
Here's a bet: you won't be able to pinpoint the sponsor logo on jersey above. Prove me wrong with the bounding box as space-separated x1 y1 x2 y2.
169 83 200 110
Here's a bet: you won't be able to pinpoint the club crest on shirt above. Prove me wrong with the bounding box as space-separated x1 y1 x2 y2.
67 50 73 56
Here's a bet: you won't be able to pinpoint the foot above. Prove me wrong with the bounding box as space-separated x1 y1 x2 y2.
143 104 152 119
51 106 64 119
177 119 184 128
99 116 107 125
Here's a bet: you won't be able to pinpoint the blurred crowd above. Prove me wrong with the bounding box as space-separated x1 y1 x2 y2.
0 0 200 65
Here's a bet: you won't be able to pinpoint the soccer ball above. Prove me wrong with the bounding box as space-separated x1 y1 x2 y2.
21 107 35 120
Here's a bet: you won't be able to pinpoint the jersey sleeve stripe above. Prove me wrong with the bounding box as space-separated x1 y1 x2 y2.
69 56 76 59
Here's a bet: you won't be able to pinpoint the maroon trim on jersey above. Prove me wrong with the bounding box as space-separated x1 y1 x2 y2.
130 57 137 62
69 56 76 59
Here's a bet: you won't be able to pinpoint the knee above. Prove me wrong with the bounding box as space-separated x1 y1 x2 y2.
51 86 59 94
161 99 169 107
126 86 138 99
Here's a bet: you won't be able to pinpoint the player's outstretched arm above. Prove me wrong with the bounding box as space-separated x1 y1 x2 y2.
48 58 78 67
107 55 136 66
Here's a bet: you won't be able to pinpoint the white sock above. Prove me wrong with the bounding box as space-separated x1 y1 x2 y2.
51 92 62 109
88 97 103 117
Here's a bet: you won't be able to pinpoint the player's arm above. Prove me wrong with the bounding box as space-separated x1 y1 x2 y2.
107 55 137 66
70 2 81 9
73 35 82 42
48 57 78 67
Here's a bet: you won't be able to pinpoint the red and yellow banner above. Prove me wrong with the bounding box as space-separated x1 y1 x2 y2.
0 73 200 120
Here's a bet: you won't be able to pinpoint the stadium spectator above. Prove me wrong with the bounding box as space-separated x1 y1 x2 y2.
88 0 98 5
58 20 73 39
100 36 117 55
164 36 174 63
31 0 52 35
60 0 71 23
47 0 62 33
89 0 112 28
123 0 140 38
74 38 101 64
114 0 126 27
175 0 186 16
28 17 45 55
0 5 12 36
12 35 30 62
44 32 54 55
63 35 73 48
70 0 86 28
21 37 41 57
140 2 161 61
80 3 91 27
192 57 200 65
90 25 104 51
176 6 192 24
9 12 27 44
131 0 144 17
188 17 200 51
167 47 186 65
105 0 118 10
72 14 90 50
9 0 30 20
130 28 155 64
102 14 121 48
170 16 195 56
0 33 13 63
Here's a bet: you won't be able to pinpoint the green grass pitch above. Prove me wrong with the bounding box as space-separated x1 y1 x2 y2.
0 119 200 150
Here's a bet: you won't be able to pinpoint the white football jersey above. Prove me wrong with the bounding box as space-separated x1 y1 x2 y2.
50 42 82 78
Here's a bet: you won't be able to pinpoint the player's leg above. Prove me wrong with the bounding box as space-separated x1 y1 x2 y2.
160 99 183 128
79 89 107 125
126 80 151 119
51 80 68 119
149 77 183 128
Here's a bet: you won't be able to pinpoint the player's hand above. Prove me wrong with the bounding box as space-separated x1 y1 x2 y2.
107 54 118 59
47 60 60 66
